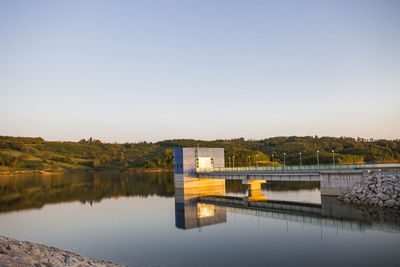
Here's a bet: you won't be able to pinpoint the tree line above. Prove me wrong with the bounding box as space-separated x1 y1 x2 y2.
1 135 399 171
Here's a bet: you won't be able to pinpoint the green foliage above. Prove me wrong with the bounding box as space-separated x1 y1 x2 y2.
51 162 58 171
18 153 30 162
225 148 270 166
0 153 18 166
52 156 73 164
1 135 399 172
93 158 102 168
159 136 400 165
24 161 43 170
0 136 44 144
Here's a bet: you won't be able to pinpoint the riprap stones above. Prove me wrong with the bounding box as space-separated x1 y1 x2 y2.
0 236 122 267
338 171 400 209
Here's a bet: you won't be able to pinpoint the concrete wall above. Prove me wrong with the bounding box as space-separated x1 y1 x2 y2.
320 170 365 196
174 173 226 189
174 148 225 188
174 147 224 174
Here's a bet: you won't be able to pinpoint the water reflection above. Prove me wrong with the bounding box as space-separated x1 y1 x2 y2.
174 184 400 234
2 173 400 235
0 172 174 213
174 186 227 229
1 173 400 266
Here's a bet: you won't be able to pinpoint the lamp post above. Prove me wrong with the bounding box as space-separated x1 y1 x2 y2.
299 152 302 166
233 156 235 168
272 154 274 167
317 150 320 168
229 157 231 168
283 153 286 168
332 150 335 166
256 154 258 168
248 155 251 167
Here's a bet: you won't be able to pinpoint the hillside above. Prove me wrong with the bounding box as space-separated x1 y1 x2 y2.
0 136 399 174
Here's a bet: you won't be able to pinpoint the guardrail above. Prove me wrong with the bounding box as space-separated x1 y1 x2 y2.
196 163 400 173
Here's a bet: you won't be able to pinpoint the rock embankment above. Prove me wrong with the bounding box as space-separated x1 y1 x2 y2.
338 171 400 209
0 236 122 267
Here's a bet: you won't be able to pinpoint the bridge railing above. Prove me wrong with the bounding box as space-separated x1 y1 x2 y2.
196 163 393 173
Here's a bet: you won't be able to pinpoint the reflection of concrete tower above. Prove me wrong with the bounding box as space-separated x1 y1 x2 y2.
174 148 225 188
175 187 227 230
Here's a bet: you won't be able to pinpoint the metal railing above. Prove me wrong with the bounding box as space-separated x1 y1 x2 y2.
196 163 400 173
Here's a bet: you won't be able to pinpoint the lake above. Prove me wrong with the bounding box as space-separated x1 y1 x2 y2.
1 172 400 267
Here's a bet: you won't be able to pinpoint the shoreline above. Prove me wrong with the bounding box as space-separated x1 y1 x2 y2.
0 236 122 266
0 168 173 176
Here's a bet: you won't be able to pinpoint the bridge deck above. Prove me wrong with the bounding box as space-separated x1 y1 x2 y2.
195 163 400 183
196 163 400 174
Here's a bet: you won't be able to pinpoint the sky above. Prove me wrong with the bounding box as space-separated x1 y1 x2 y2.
1 0 399 142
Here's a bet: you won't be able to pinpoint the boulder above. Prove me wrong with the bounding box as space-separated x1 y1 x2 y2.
384 199 396 208
338 171 400 209
369 198 379 205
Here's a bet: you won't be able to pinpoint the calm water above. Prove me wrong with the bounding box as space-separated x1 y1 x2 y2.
1 173 400 267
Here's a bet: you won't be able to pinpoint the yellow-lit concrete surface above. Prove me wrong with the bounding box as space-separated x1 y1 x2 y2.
247 180 267 201
174 173 226 189
175 183 227 229
248 189 267 202
175 185 226 201
246 180 266 190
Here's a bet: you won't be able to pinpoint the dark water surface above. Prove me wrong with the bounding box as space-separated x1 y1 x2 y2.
1 173 400 267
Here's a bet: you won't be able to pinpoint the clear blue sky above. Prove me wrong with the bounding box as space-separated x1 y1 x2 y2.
1 0 399 142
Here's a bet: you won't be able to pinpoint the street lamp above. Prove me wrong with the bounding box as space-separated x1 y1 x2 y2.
332 150 335 166
299 152 302 166
233 156 235 168
283 153 286 168
317 150 320 168
272 154 274 167
229 157 231 168
256 154 258 168
248 155 251 167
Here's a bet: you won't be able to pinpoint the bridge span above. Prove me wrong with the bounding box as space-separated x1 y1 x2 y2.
174 147 400 195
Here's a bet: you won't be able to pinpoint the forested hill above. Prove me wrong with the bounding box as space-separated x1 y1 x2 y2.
0 136 399 173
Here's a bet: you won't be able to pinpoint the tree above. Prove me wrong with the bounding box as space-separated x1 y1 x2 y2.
51 162 58 172
163 149 173 170
93 158 101 168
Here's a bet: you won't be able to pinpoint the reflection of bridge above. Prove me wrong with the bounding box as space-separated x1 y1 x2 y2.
198 196 400 233
174 148 400 233
174 187 400 234
174 148 400 195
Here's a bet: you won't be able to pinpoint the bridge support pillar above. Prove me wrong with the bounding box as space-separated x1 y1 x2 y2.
242 180 267 201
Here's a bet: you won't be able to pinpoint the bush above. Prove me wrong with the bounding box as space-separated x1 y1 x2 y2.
18 154 30 161
51 162 58 171
93 158 101 168
0 153 17 166
24 161 44 170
